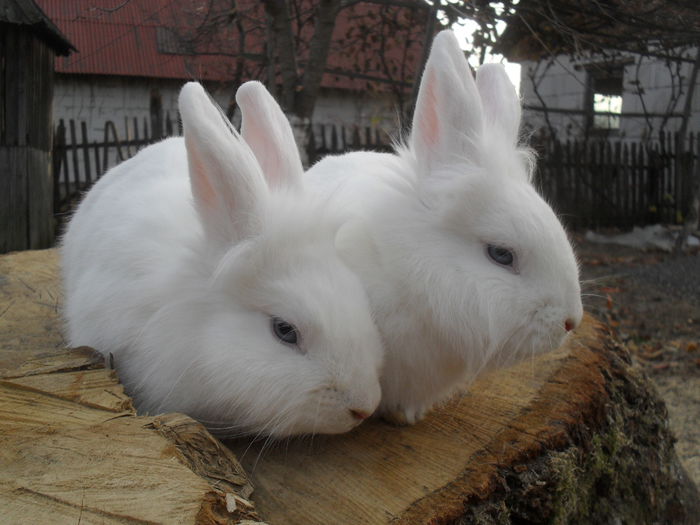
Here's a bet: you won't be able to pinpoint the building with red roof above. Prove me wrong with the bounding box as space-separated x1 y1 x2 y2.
35 0 428 143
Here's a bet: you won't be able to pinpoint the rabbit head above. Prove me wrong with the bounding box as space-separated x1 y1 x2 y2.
399 31 583 369
112 83 383 438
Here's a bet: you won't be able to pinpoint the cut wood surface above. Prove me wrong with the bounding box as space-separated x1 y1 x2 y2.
1 249 697 524
1 249 260 524
227 319 698 524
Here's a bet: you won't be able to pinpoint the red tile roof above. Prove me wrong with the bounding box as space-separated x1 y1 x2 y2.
36 0 426 91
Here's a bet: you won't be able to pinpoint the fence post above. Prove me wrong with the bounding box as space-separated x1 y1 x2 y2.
52 120 66 217
165 112 173 136
80 121 92 186
150 89 163 139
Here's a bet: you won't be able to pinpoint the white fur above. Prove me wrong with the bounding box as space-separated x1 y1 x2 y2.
239 31 583 424
61 82 383 438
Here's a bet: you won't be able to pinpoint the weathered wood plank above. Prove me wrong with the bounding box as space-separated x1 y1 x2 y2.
0 26 55 251
3 26 22 147
0 147 28 252
27 146 54 249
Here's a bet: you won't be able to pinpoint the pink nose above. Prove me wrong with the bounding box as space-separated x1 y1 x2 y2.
564 319 575 332
350 409 371 420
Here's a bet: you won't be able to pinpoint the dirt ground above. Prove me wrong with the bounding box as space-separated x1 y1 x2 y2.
575 235 700 489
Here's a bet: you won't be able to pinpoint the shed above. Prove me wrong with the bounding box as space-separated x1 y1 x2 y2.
0 0 74 253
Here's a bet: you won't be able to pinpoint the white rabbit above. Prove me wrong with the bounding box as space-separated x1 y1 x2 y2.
61 82 383 438
238 31 583 425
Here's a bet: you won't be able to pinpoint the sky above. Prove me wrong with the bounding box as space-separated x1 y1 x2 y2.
451 18 522 94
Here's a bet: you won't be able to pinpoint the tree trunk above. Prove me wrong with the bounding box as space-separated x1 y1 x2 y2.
295 0 343 120
2 248 698 524
262 0 299 113
262 0 343 167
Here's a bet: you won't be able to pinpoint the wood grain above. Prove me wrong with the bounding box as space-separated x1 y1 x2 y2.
0 249 261 524
2 248 695 524
226 327 591 524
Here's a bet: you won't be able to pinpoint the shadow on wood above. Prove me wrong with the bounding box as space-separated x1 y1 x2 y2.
1 249 697 524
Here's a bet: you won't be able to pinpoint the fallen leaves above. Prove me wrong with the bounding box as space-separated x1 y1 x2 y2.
590 272 699 373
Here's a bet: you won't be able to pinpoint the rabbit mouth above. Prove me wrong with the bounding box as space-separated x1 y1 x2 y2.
485 305 568 369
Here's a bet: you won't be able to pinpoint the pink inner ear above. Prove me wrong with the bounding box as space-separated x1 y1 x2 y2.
418 69 440 149
244 117 281 189
189 145 218 209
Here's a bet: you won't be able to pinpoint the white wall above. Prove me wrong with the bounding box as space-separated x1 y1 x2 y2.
53 75 400 143
518 51 700 141
52 74 401 183
53 75 228 142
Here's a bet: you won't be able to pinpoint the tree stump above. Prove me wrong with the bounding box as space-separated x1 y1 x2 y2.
1 249 697 524
0 251 260 523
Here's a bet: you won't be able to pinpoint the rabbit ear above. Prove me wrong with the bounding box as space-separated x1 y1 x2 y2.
237 81 304 191
411 30 483 171
179 82 267 245
476 63 521 146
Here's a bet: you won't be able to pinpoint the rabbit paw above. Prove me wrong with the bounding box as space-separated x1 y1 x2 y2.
381 406 426 426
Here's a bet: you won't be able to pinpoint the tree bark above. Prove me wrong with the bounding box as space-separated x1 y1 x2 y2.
262 0 299 112
261 0 343 167
295 0 343 120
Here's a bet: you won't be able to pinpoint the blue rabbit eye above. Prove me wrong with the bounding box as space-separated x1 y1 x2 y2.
487 245 515 267
272 317 299 345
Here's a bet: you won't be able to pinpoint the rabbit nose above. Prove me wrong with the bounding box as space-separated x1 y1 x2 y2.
564 318 576 332
350 409 371 420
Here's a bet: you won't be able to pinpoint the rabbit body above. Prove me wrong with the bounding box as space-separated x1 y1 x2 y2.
300 32 584 423
62 83 383 438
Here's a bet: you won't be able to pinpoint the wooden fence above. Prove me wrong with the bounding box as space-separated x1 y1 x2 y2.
53 120 698 231
312 123 392 158
533 132 699 229
52 118 392 220
52 115 180 218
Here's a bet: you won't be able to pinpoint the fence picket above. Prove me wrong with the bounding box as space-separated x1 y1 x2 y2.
92 142 101 189
165 113 174 136
330 125 338 152
52 120 66 214
81 121 92 186
352 127 361 149
69 120 80 202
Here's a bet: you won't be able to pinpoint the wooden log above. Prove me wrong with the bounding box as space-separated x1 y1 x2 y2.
1 249 697 524
227 319 699 524
0 249 261 524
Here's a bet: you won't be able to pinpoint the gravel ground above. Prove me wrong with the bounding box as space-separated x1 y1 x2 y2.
632 254 700 306
575 236 700 490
